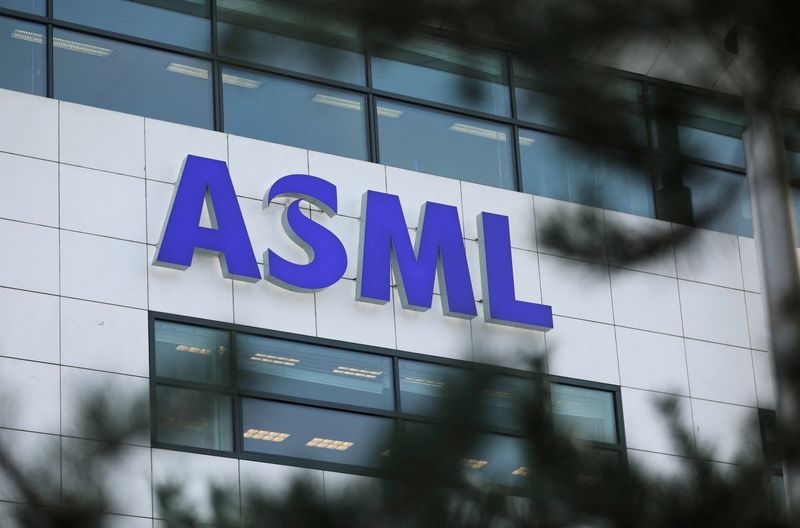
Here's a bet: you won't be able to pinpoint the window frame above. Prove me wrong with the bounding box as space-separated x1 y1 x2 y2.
149 311 627 479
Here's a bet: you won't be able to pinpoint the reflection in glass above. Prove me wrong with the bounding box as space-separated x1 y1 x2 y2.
657 164 752 237
466 433 526 484
0 16 45 95
398 360 530 431
372 36 510 116
515 66 646 144
551 384 617 444
651 89 746 168
155 321 231 386
519 129 654 217
155 385 233 451
377 99 515 188
0 0 44 14
242 399 394 468
218 0 364 85
54 0 211 51
53 29 213 128
237 334 394 410
222 66 368 160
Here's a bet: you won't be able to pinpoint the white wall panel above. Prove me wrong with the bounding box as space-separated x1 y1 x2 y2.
0 428 60 505
546 316 619 385
0 89 58 161
60 165 146 242
307 151 385 219
386 166 463 231
240 460 324 499
674 227 743 290
393 293 473 361
539 254 614 324
60 102 144 177
691 398 760 464
228 134 308 202
678 280 750 348
144 118 227 184
462 181 536 251
315 279 396 349
0 287 59 364
233 279 316 336
738 236 761 293
152 449 239 522
0 153 58 227
604 210 676 277
622 387 693 456
60 367 149 446
684 339 757 407
147 246 233 323
616 327 689 395
534 196 606 263
60 298 149 377
610 268 682 335
0 357 60 435
0 220 59 294
626 448 687 479
745 291 769 351
61 231 148 309
472 304 546 371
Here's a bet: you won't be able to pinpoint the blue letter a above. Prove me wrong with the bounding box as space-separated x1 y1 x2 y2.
357 190 477 318
154 155 260 281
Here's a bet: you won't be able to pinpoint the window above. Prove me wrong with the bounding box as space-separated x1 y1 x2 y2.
53 29 214 128
0 16 45 95
0 0 44 15
217 0 365 85
519 129 655 217
377 99 515 188
152 317 624 477
53 0 211 51
222 66 369 160
371 35 510 116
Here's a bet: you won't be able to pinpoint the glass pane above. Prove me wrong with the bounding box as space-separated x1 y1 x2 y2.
377 99 515 188
218 0 364 85
551 384 617 443
0 16 46 95
656 164 752 237
792 186 800 247
466 433 526 484
515 66 645 144
372 36 510 116
519 129 654 217
155 385 233 451
398 360 530 430
155 321 231 386
651 89 746 168
0 0 44 14
237 334 394 410
242 398 394 468
54 0 210 51
222 66 368 160
53 29 213 128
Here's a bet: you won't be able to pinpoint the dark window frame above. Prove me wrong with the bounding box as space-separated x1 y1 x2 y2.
149 310 627 479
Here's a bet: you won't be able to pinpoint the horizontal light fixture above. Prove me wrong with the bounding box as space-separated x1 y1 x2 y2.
306 437 354 451
53 37 112 57
511 466 529 476
376 106 403 118
10 29 43 44
243 428 290 442
311 94 362 111
402 376 446 389
462 458 488 469
250 352 299 366
518 136 536 146
222 73 262 89
449 123 507 142
332 366 382 379
166 62 209 79
176 344 212 356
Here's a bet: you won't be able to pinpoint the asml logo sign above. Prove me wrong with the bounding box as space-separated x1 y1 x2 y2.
154 155 553 331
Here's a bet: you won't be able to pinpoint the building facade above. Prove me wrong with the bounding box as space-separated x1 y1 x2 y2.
0 0 784 525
